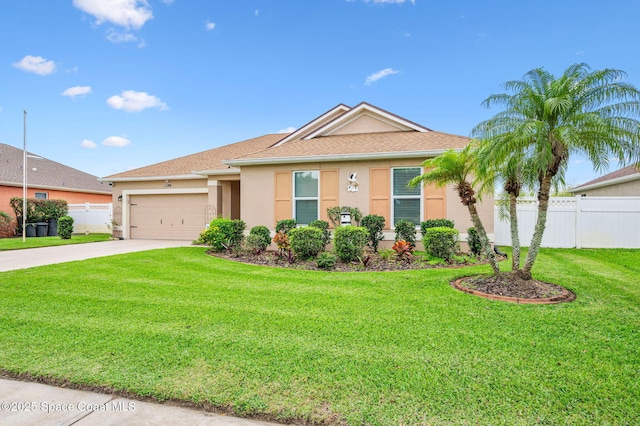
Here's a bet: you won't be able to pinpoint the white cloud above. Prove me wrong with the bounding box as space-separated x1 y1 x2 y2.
278 126 296 134
365 68 400 85
72 0 153 30
107 90 168 112
106 28 142 45
66 66 79 73
62 86 93 98
81 139 98 148
13 55 57 75
205 21 216 31
103 136 131 147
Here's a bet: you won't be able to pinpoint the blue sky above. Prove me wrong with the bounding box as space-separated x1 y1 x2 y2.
1 0 639 186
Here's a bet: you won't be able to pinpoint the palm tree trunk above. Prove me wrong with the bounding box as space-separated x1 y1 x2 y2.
509 192 521 271
468 203 500 275
521 175 553 280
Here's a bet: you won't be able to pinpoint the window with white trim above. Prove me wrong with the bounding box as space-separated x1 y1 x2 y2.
392 167 422 226
293 170 319 225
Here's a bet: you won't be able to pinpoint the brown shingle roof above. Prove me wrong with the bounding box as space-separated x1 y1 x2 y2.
226 130 469 165
571 164 640 190
105 134 286 179
0 143 111 193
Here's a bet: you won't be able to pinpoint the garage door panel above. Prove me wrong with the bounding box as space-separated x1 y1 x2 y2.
130 194 207 240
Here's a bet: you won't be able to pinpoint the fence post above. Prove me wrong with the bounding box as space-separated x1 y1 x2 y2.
575 195 582 249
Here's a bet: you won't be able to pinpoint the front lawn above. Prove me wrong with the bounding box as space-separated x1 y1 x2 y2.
0 233 111 251
0 247 638 425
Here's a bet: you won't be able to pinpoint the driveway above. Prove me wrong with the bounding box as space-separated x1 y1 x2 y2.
0 239 198 272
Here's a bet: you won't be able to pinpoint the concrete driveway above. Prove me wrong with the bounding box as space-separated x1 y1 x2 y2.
0 239 198 272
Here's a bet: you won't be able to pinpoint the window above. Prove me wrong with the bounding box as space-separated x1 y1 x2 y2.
392 167 422 226
35 192 48 199
293 171 319 225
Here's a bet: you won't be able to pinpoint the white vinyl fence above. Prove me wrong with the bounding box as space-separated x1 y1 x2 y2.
68 203 112 234
494 196 640 249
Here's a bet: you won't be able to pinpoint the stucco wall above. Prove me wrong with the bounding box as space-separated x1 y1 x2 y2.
240 160 494 236
0 185 111 219
575 179 640 197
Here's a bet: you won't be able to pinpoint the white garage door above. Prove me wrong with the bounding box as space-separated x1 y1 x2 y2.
129 193 208 240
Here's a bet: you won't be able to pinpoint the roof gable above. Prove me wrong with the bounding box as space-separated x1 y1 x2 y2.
271 104 351 147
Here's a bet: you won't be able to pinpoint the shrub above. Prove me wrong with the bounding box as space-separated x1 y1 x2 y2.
201 218 246 252
392 239 413 263
0 211 14 238
394 220 417 250
420 219 454 236
246 226 271 254
361 214 385 253
58 216 74 239
423 227 460 261
275 219 297 234
467 227 482 256
326 206 363 226
316 252 337 270
272 230 291 257
308 220 331 249
40 199 69 221
289 227 324 260
333 226 368 263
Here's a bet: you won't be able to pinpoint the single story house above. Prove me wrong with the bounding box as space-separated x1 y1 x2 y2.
569 164 640 196
0 143 112 217
103 102 494 243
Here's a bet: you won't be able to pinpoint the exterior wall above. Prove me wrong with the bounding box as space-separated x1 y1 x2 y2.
240 159 494 236
0 184 111 218
331 114 401 135
576 179 640 197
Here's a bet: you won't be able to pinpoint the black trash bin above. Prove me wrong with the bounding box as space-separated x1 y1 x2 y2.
36 222 48 237
25 223 37 237
47 219 58 236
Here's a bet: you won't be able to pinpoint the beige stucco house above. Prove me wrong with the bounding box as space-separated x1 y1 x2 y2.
569 164 640 197
103 103 493 243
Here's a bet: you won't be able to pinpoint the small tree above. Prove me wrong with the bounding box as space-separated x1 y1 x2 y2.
361 214 385 253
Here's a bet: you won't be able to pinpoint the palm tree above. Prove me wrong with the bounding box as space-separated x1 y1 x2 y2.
409 146 501 274
473 63 640 280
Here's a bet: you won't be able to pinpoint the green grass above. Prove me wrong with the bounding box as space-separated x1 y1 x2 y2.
0 233 111 251
0 247 638 425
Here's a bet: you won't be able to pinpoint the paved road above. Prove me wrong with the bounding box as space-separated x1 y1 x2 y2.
0 239 198 272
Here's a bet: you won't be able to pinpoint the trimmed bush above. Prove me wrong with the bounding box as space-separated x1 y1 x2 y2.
246 226 271 253
275 219 297 234
58 216 74 239
290 226 324 260
0 211 14 238
333 226 368 263
361 214 385 253
316 252 337 270
467 227 482 256
308 220 331 249
423 227 459 261
394 220 417 250
420 219 455 236
201 218 246 252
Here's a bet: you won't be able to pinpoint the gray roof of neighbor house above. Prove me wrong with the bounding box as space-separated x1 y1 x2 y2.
570 164 640 192
0 143 111 194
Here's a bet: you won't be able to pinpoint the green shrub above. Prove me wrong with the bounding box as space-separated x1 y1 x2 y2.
361 214 385 253
289 227 324 260
308 220 331 249
246 226 271 254
201 218 246 252
316 252 337 270
333 226 368 263
275 219 297 234
394 220 417 249
0 211 14 238
58 216 74 239
326 206 363 226
420 219 454 235
467 227 482 256
423 227 459 261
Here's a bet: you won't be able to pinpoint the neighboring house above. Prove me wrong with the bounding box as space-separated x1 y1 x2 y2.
569 164 640 196
104 102 494 242
0 143 112 217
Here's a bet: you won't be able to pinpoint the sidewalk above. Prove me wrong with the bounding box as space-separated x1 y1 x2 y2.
0 378 279 425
